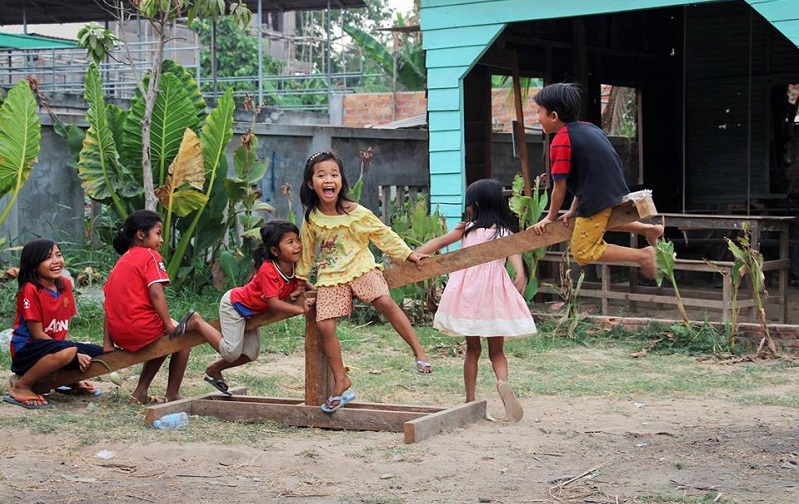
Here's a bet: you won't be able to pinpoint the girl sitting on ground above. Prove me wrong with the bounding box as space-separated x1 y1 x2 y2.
200 219 313 395
5 239 104 409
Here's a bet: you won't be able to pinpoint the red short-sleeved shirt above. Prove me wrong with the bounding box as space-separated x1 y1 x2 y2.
104 246 170 351
10 279 78 357
230 261 298 313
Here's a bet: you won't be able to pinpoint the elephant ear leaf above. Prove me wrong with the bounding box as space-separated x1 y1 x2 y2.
123 72 200 188
77 64 137 219
0 80 40 224
162 59 206 121
156 128 207 217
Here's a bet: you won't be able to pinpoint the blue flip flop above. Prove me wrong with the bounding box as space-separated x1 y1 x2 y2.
3 394 52 410
169 309 196 338
320 389 356 413
56 385 102 397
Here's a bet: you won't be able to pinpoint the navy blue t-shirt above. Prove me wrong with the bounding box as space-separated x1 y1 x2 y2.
549 121 629 217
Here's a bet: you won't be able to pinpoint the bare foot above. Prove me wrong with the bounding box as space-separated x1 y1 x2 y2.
165 394 185 403
644 222 665 247
9 384 49 407
67 381 97 394
640 246 657 279
331 375 352 398
129 394 165 405
497 380 524 422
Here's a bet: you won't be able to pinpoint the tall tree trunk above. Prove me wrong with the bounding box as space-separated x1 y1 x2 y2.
142 15 168 211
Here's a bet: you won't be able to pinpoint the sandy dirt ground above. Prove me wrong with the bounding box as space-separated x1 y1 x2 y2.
2 286 799 503
1 388 798 503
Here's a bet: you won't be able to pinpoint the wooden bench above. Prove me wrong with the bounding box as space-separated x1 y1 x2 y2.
537 211 794 323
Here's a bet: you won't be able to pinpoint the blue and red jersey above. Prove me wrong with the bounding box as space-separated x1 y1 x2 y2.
230 260 298 314
11 278 77 357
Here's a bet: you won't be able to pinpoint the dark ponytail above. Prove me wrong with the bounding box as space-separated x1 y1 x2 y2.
114 210 162 254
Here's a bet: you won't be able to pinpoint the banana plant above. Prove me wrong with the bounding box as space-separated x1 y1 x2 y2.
75 62 237 282
343 14 425 91
508 173 549 300
166 87 236 280
723 224 777 356
0 81 41 242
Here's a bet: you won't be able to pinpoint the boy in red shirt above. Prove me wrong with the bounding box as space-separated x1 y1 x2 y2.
531 83 663 278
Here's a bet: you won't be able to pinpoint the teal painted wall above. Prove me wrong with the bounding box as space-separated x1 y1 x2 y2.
746 1 799 48
420 0 730 231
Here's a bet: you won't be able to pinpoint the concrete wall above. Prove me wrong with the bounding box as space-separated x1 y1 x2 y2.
1 113 429 247
0 121 85 248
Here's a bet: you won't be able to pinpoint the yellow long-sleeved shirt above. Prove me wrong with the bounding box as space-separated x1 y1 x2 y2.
296 204 412 287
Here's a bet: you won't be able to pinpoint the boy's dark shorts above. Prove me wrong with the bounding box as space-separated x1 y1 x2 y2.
11 340 104 376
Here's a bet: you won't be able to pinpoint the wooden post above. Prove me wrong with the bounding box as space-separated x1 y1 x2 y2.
509 48 532 197
304 301 330 406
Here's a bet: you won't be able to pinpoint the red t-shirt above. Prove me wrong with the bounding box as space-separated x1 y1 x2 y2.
104 246 170 351
230 261 298 313
11 278 78 357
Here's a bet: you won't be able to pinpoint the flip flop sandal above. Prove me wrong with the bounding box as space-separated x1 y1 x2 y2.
56 385 102 397
320 389 356 413
3 394 51 409
415 359 433 374
203 375 232 396
169 309 196 338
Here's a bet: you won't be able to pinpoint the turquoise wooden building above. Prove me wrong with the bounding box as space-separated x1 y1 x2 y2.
420 0 799 228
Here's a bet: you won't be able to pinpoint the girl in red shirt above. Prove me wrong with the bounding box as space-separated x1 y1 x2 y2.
5 239 104 409
103 210 217 404
200 220 313 394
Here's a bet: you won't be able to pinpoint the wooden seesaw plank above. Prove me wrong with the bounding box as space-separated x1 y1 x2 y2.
34 192 655 394
32 306 302 393
383 191 656 289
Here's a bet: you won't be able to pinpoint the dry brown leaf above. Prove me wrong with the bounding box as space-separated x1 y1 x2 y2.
169 128 204 190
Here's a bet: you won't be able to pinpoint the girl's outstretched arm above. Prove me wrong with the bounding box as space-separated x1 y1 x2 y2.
266 296 308 316
103 317 115 353
148 282 174 333
415 223 466 256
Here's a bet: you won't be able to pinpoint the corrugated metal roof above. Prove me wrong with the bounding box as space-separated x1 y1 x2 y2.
0 31 77 50
746 0 799 48
0 0 366 26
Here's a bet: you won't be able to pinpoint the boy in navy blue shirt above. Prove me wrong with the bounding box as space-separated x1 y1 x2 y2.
531 83 662 279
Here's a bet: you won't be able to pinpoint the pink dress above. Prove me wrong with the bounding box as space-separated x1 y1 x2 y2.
434 227 537 338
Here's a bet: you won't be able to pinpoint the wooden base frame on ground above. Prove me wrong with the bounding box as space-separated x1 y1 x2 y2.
33 193 655 442
144 391 488 444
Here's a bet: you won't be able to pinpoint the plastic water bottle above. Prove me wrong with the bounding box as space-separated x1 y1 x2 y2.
152 412 190 429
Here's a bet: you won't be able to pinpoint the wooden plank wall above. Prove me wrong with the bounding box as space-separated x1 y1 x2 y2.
421 0 721 231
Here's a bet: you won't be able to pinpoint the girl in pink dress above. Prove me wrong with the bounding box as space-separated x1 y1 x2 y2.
417 179 536 422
